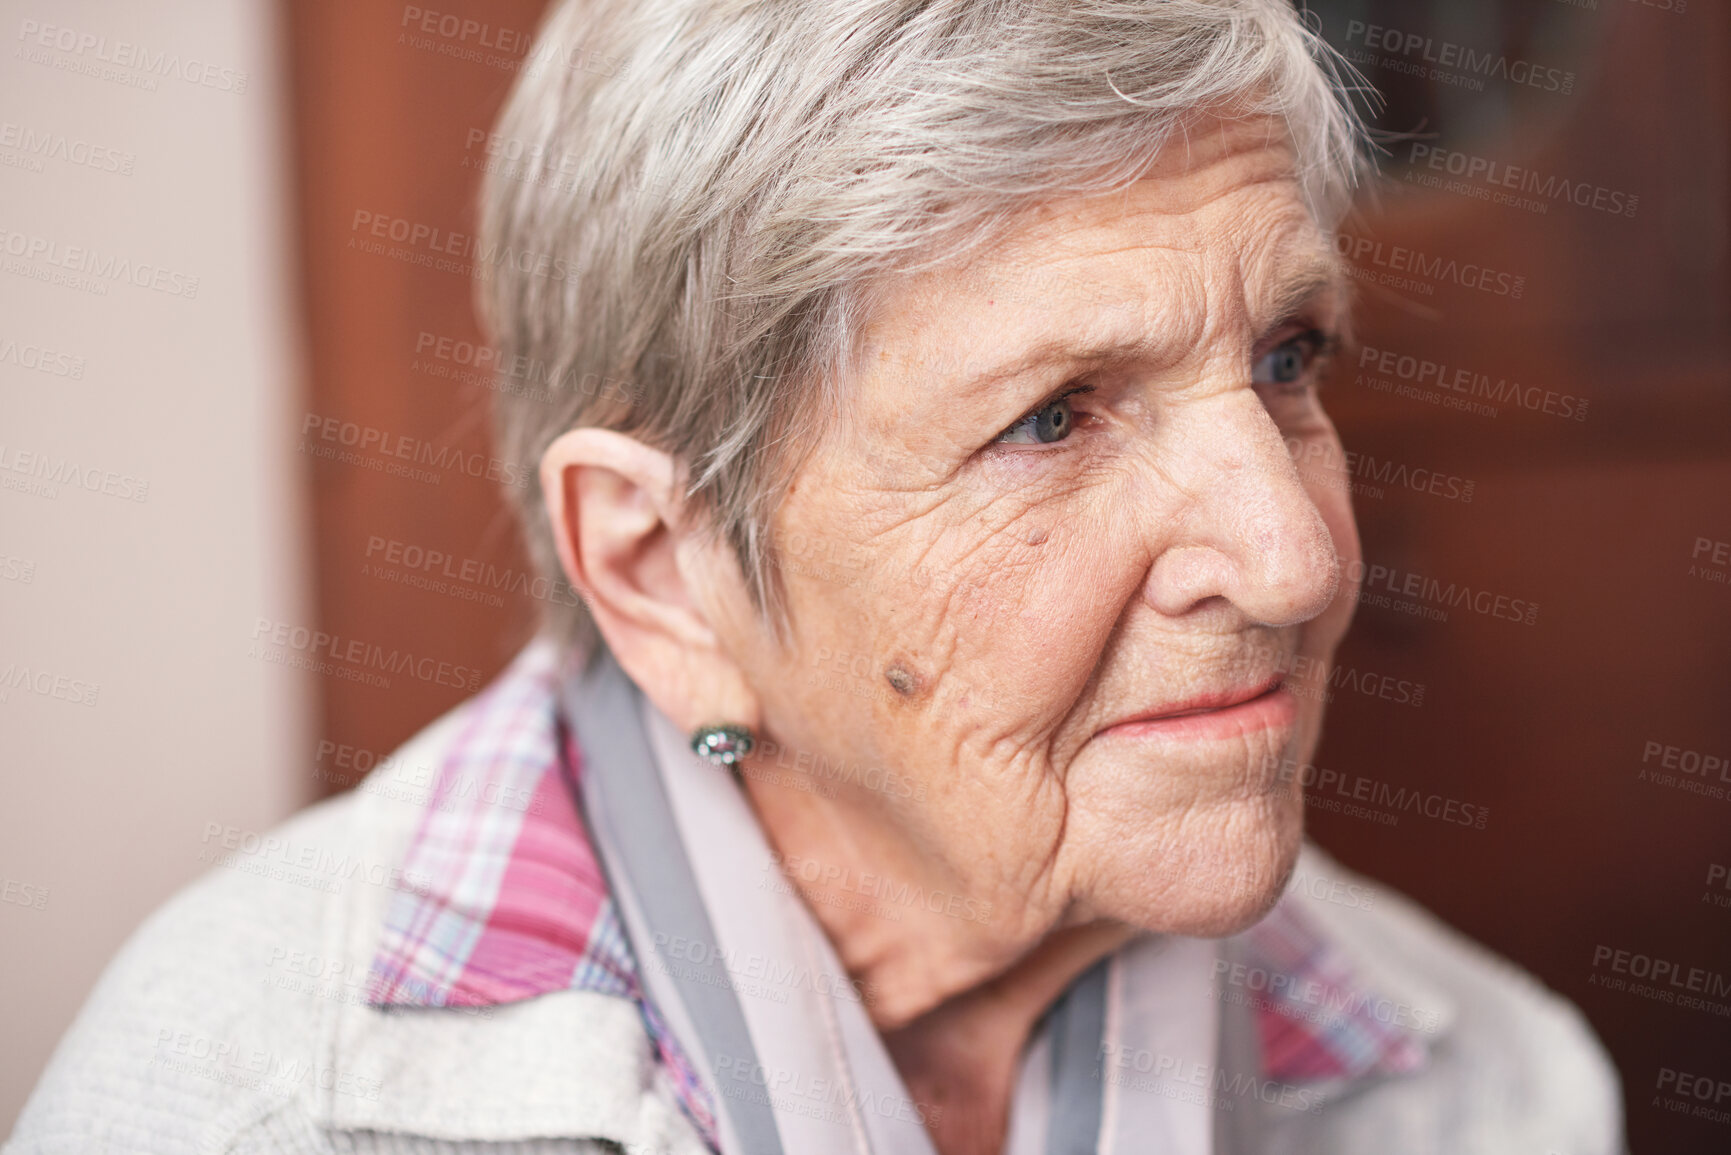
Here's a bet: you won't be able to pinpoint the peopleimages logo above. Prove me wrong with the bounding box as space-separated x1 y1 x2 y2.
461 128 584 184
299 412 531 488
1211 957 1446 1033
1341 556 1540 627
710 1054 940 1127
1335 234 1525 299
0 227 200 298
1340 20 1574 94
363 534 582 608
0 121 135 175
1265 754 1491 831
396 6 622 79
1355 344 1589 423
0 876 49 912
1591 945 1731 1005
411 329 643 406
1098 1043 1329 1114
15 19 250 93
0 662 100 707
1286 438 1475 504
0 443 150 502
1655 1067 1731 1127
248 618 483 692
1278 652 1426 709
348 210 579 286
1405 144 1638 219
398 6 533 56
766 851 992 926
0 334 85 379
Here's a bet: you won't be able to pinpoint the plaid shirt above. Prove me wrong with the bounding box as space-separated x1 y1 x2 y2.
365 643 1427 1151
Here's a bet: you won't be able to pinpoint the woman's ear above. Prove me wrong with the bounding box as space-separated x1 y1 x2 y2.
540 428 763 735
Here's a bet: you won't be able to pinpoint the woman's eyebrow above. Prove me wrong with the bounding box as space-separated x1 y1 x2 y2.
942 291 1199 393
1258 254 1347 334
938 250 1343 398
945 329 1163 398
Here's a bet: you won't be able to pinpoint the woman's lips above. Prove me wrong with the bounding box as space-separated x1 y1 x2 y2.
1099 680 1297 742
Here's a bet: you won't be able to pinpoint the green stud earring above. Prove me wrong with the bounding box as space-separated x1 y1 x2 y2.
690 723 754 768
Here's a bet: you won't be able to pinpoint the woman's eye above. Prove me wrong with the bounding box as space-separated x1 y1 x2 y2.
1252 329 1329 389
996 391 1083 445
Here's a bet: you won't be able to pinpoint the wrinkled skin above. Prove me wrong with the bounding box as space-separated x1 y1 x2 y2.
543 112 1362 1155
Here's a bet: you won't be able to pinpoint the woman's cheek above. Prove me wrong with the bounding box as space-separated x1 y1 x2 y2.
1297 431 1361 645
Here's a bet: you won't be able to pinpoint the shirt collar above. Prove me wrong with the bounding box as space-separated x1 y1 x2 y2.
1236 897 1434 1086
360 639 1444 1114
364 639 634 1009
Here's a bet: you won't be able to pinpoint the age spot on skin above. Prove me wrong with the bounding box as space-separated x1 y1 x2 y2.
885 662 922 697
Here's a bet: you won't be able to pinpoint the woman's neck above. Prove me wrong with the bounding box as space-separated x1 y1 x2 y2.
880 921 1136 1155
743 766 1134 1155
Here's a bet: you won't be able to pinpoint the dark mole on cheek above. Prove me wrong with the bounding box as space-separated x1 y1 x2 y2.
884 662 921 697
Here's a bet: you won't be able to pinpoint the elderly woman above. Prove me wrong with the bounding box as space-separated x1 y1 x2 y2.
12 1 1623 1153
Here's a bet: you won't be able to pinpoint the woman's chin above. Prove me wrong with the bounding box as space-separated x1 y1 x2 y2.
1149 864 1294 938
1085 808 1304 940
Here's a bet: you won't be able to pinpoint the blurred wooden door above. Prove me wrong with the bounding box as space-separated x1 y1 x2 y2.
1304 3 1731 1152
284 0 551 792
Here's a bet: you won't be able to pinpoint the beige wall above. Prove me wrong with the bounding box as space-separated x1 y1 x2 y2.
0 0 310 1133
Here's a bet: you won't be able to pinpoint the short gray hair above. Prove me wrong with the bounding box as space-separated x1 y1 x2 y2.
477 0 1371 661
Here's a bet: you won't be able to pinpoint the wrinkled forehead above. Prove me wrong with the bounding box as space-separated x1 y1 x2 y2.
858 119 1344 383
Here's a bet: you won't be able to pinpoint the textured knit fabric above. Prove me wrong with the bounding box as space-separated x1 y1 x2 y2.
7 640 1628 1154
362 646 716 1146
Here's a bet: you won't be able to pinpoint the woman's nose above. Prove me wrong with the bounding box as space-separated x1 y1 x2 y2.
1140 393 1341 627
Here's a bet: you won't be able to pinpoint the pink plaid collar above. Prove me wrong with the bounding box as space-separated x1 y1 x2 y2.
365 642 1434 1146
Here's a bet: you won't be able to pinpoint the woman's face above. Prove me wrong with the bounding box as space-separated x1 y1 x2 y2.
728 114 1360 953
